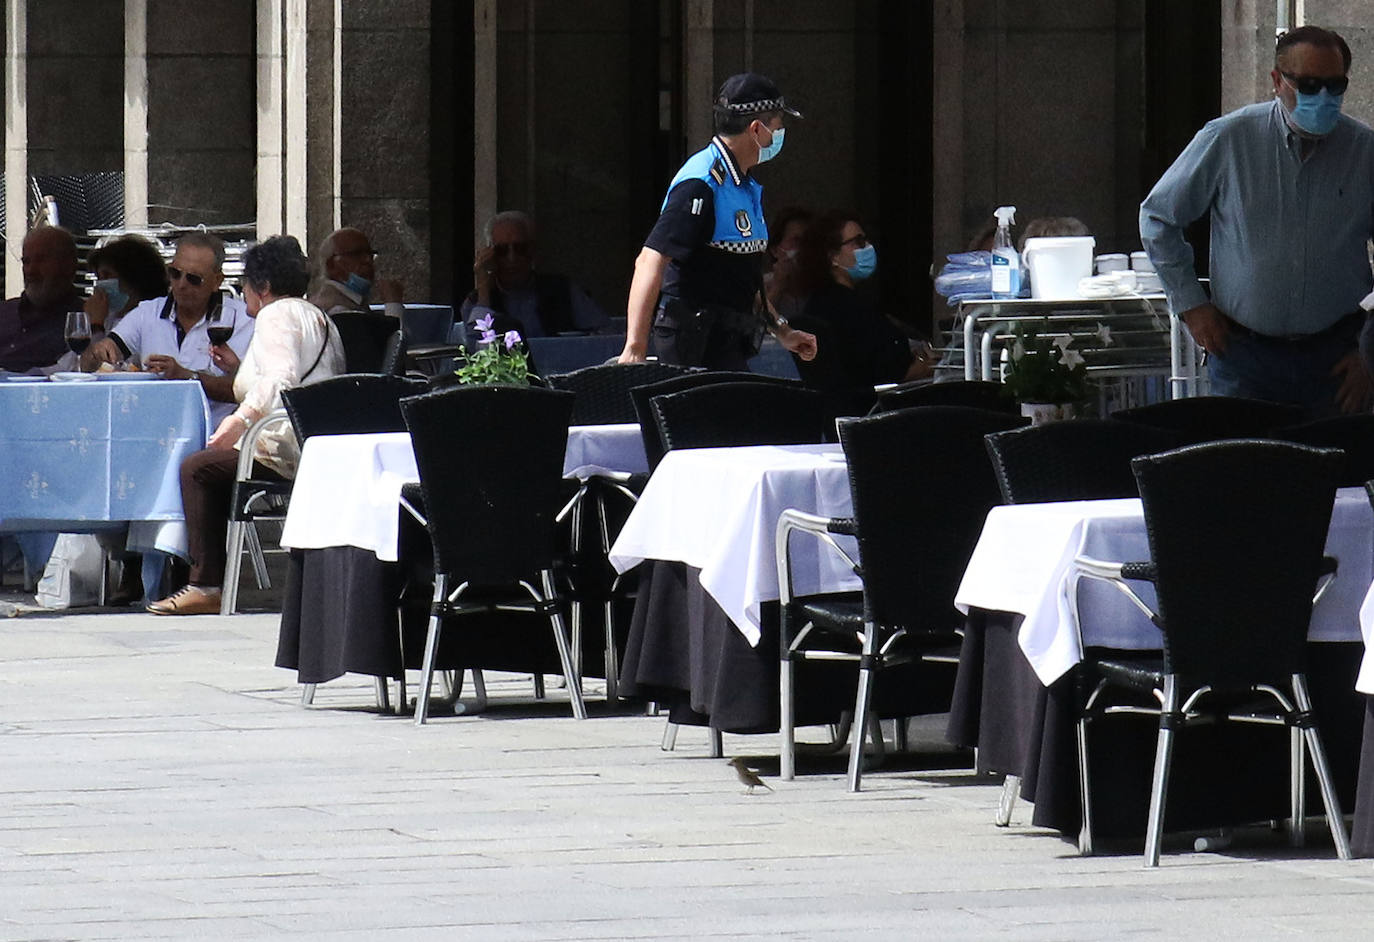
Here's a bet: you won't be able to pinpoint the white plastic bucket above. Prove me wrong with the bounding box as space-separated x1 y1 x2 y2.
1024 236 1096 300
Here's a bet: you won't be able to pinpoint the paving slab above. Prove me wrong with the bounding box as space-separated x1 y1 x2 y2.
1 608 1373 940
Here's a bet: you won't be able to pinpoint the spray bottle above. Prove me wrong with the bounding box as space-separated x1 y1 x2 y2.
990 206 1019 299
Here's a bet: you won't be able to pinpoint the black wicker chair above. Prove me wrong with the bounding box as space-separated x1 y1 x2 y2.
776 406 1027 790
650 382 827 455
870 380 1016 415
543 361 695 699
332 309 402 374
399 385 585 723
545 362 694 425
984 419 1193 505
1111 396 1304 443
221 374 429 618
1070 440 1350 865
629 371 799 472
1274 413 1374 488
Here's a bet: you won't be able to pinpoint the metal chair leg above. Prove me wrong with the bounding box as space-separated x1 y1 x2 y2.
1294 674 1351 860
300 683 316 706
708 728 723 758
595 490 620 702
1143 678 1179 868
847 624 879 792
539 570 586 719
394 672 407 715
660 719 679 751
893 716 909 752
374 677 390 712
244 522 271 589
413 575 448 726
533 673 546 699
470 668 487 711
220 520 246 615
1076 716 1095 855
1290 724 1306 847
780 656 796 780
996 774 1020 827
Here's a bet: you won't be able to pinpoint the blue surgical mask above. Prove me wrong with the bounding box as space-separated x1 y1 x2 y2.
95 278 128 315
846 244 877 281
757 126 785 163
1286 85 1343 137
343 271 372 298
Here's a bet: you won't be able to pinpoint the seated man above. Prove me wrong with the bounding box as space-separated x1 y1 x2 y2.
308 226 405 316
461 210 609 342
84 232 253 426
0 226 82 372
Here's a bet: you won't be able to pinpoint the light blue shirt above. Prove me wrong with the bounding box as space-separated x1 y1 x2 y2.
1140 99 1374 336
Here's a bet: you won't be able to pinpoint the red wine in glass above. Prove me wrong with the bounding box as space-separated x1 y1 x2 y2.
64 311 91 356
207 326 234 346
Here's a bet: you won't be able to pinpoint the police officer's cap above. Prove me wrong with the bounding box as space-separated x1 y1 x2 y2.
715 73 802 119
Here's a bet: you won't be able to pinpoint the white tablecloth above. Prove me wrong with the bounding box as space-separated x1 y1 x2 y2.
608 443 856 647
281 425 648 563
956 489 1374 687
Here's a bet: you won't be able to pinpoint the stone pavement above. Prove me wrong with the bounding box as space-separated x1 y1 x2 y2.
2 609 1374 941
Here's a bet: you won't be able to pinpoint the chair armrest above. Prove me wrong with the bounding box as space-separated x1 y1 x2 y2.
405 343 464 364
234 408 291 480
1071 555 1159 624
775 508 860 606
1314 555 1338 605
826 517 857 536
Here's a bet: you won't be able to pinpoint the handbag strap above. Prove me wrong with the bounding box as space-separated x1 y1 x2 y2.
300 312 332 383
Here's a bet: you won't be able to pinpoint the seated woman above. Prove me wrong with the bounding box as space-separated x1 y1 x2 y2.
789 211 933 417
85 233 170 337
147 235 346 616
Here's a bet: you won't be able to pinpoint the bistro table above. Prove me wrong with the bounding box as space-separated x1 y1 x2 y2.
950 491 1372 842
275 424 648 686
607 444 957 734
0 375 210 558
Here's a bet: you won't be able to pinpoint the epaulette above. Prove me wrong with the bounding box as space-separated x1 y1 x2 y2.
709 159 726 186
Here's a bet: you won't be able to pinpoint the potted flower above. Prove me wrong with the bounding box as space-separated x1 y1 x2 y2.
1000 319 1107 424
453 314 532 386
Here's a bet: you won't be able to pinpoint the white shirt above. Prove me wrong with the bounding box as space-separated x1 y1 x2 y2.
110 295 254 426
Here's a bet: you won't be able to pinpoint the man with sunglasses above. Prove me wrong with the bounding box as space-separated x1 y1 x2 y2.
461 210 608 343
1140 25 1374 418
85 232 253 425
619 72 816 369
308 227 405 316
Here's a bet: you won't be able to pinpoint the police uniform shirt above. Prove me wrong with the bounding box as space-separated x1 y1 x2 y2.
644 136 769 313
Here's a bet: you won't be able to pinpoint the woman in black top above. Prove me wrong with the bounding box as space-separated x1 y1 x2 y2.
789 211 931 416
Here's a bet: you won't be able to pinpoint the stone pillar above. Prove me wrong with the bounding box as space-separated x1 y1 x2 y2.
4 0 25 298
473 0 497 243
337 1 431 299
1300 1 1374 125
682 0 714 151
125 0 149 228
146 0 255 227
256 0 284 237
1220 0 1278 114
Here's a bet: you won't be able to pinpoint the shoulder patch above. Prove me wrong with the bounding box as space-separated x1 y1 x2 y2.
709 160 726 186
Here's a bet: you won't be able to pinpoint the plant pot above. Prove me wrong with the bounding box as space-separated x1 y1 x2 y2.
1020 401 1076 425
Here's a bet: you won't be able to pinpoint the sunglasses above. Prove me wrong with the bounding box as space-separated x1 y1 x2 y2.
1281 71 1349 96
167 266 207 288
493 242 531 259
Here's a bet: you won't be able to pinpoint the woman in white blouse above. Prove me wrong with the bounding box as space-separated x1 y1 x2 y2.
148 235 345 615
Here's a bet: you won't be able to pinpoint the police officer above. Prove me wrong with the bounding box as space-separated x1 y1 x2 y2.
618 73 817 369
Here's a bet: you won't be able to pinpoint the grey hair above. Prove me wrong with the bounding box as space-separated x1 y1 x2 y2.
483 211 535 246
175 231 226 271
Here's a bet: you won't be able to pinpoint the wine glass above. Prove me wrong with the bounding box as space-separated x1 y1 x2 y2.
65 311 91 357
206 325 234 347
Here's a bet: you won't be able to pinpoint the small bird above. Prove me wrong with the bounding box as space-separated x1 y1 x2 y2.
728 756 773 794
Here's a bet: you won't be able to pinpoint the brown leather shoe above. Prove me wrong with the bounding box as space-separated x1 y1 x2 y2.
147 585 221 616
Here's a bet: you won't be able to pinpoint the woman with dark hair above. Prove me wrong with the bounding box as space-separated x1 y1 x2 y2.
147 235 345 615
790 211 933 417
764 205 813 322
85 234 170 334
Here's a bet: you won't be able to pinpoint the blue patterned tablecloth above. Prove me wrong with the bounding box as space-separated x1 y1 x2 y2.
0 378 210 531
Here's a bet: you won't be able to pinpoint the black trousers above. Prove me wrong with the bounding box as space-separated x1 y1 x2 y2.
649 302 756 371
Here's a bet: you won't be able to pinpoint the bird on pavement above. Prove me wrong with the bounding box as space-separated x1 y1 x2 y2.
728 757 773 794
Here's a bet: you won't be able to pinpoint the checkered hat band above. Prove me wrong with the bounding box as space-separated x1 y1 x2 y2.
720 98 785 114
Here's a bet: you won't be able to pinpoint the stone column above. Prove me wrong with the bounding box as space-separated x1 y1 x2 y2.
1220 0 1278 114
256 0 284 237
473 0 497 242
125 0 149 228
4 0 25 298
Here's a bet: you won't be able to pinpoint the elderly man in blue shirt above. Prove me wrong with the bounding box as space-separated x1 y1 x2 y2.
1140 25 1374 417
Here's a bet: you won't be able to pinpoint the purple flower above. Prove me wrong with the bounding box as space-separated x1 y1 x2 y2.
503 330 522 350
480 329 497 345
475 313 494 333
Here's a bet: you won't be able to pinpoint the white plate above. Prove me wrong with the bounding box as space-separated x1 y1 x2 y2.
95 371 158 381
50 372 97 383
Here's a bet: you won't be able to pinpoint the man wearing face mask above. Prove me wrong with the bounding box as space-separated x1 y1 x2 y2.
1140 25 1374 418
618 72 817 369
308 227 405 317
